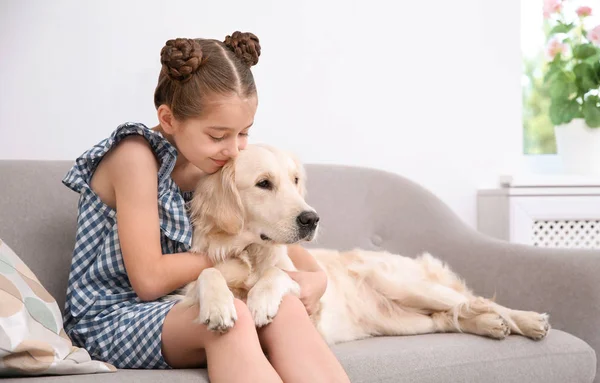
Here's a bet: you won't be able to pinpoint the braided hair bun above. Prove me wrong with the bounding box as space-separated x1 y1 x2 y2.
160 38 203 82
224 31 261 67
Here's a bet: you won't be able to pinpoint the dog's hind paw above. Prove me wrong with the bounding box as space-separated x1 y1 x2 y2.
484 314 511 340
516 312 550 340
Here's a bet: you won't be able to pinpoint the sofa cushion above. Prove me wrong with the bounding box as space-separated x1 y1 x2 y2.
335 330 595 382
2 330 594 382
0 238 115 377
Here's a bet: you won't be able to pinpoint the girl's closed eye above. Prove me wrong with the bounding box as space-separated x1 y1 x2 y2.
209 134 226 142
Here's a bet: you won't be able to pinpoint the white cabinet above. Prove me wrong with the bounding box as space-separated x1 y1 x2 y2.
477 175 600 250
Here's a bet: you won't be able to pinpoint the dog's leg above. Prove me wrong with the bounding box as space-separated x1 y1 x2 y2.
365 307 505 338
246 266 300 327
488 302 550 340
432 295 550 340
437 298 511 339
411 253 549 339
366 275 518 339
366 271 469 313
379 299 511 339
429 298 549 340
367 310 458 336
183 268 238 333
392 289 548 340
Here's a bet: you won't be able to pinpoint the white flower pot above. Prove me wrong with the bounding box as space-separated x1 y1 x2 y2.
554 118 600 176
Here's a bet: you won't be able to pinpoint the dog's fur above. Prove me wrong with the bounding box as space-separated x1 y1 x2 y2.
174 144 550 344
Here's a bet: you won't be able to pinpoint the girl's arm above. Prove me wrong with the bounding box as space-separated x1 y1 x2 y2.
105 136 212 301
287 244 322 272
286 244 327 315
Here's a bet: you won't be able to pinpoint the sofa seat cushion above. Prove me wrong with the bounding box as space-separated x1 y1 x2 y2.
3 330 594 383
335 330 595 382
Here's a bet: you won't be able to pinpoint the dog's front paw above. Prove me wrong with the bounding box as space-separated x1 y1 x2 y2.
199 291 237 333
246 272 300 328
246 287 282 328
196 269 237 333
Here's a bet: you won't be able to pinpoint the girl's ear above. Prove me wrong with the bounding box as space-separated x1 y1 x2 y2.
190 160 244 235
157 105 178 135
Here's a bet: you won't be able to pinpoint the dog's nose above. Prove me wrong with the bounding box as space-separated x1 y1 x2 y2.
297 211 320 228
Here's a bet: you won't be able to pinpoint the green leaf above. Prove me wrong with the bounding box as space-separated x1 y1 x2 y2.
583 96 600 128
574 63 599 93
565 71 577 82
549 98 581 125
548 72 578 100
593 62 600 88
544 63 563 83
583 53 600 66
573 44 599 60
549 22 575 35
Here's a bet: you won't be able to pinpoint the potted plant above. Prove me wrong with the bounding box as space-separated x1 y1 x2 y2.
542 0 600 175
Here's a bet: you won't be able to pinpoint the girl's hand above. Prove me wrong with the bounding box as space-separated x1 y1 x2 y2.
284 269 327 315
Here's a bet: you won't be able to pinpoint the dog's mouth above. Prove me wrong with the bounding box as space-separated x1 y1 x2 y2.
259 230 316 244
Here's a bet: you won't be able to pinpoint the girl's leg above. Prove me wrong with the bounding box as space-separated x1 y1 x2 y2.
258 295 351 383
162 298 282 383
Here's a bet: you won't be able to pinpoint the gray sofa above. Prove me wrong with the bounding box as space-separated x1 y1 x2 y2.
0 160 597 382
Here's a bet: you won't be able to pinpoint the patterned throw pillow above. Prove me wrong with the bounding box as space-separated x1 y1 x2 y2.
0 238 116 376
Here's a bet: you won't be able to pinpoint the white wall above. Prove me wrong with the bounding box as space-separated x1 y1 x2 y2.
0 0 522 229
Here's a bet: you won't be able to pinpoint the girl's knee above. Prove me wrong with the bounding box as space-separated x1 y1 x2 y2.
257 295 313 353
232 298 254 328
210 298 255 335
202 298 258 346
273 295 308 323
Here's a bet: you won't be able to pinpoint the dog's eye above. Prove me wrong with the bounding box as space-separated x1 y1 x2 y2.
294 177 299 185
256 179 272 190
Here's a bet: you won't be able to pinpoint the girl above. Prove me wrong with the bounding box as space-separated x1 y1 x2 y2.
62 31 350 383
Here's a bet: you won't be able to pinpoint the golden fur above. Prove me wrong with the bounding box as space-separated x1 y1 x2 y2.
175 144 550 343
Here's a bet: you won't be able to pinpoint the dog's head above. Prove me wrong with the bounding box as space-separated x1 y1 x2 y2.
190 144 319 245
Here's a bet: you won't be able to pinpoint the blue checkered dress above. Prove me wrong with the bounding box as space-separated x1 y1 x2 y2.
62 122 193 369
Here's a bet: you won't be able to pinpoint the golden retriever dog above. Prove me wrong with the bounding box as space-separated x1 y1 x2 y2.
175 144 550 345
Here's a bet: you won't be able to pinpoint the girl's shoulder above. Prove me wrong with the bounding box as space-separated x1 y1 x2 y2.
62 122 178 195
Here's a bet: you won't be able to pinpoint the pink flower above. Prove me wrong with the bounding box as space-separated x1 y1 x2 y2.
546 37 568 59
543 0 562 18
576 6 593 17
589 25 600 45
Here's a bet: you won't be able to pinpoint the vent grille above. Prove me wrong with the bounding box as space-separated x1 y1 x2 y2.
532 220 600 249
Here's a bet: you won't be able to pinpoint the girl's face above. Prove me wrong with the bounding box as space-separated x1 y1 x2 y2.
167 94 258 174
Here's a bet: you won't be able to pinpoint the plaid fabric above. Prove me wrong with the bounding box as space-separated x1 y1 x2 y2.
62 122 194 369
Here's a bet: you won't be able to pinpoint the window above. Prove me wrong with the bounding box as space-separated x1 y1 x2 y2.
521 0 600 155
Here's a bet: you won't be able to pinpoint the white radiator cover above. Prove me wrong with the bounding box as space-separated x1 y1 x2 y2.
477 175 600 250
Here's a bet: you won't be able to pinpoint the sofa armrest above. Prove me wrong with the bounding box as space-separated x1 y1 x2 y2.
303 162 599 377
440 233 599 357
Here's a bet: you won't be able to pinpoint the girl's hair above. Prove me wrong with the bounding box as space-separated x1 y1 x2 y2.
153 31 261 120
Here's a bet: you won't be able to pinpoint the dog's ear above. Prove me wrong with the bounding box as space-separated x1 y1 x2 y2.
190 161 244 235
